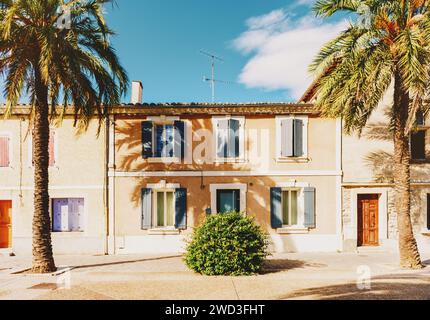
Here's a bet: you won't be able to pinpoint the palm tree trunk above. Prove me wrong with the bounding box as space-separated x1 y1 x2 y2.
393 70 423 269
31 67 56 273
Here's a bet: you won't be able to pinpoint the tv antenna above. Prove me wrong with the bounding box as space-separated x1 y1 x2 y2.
200 50 229 103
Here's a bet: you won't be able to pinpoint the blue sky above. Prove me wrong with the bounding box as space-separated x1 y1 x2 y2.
106 0 346 103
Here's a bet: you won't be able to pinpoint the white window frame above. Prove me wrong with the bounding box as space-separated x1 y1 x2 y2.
51 197 85 233
210 183 247 214
275 115 309 162
277 181 310 231
27 128 58 168
212 116 245 163
146 181 181 231
0 132 12 168
152 188 176 229
146 116 188 163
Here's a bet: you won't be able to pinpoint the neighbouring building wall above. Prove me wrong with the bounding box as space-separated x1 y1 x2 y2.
0 117 107 255
341 87 430 253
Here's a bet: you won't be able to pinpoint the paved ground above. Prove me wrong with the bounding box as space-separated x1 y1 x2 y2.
0 251 429 300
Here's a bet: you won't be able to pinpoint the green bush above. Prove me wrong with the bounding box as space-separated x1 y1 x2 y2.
184 211 269 276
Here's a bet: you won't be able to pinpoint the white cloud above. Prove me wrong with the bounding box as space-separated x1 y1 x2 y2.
232 9 347 100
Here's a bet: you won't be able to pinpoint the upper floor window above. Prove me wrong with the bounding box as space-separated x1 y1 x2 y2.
0 135 10 167
276 116 308 160
141 119 185 160
212 116 245 161
411 130 426 161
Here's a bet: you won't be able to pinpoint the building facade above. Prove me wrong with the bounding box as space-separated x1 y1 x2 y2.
301 85 430 254
0 101 343 255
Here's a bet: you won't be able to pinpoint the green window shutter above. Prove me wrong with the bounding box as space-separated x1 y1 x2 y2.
141 121 153 159
293 119 304 157
304 187 316 228
174 120 185 160
270 188 283 229
281 119 294 157
175 188 187 230
141 188 152 230
228 119 240 158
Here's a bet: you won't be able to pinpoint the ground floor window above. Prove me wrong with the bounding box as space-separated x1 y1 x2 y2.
52 198 84 232
282 189 299 226
411 130 426 160
154 190 175 228
216 189 240 213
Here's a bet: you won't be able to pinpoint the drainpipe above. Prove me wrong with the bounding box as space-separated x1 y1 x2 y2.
104 114 110 255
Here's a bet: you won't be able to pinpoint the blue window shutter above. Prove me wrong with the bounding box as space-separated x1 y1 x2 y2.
304 187 316 228
270 188 283 229
281 119 294 157
141 121 153 159
141 188 152 230
228 119 240 158
294 119 304 157
175 188 187 230
217 119 229 158
174 121 185 160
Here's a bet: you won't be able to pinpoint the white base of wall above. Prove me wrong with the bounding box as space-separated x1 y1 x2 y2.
12 236 105 255
269 234 341 253
115 235 187 255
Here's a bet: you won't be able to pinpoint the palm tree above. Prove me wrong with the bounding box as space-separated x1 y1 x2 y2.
311 0 430 268
0 0 128 273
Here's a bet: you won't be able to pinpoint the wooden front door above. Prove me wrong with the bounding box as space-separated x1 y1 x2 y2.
358 194 379 247
0 200 12 248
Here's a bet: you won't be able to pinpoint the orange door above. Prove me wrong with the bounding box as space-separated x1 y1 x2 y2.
358 194 379 247
0 200 12 248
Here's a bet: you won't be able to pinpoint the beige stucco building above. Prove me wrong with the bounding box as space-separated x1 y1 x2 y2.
0 97 343 255
301 85 430 255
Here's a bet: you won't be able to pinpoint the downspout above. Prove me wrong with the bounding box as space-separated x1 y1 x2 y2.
104 114 110 255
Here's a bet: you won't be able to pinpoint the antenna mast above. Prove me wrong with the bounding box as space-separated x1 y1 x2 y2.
200 50 224 103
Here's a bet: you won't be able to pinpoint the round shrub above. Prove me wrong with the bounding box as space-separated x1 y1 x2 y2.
184 211 269 276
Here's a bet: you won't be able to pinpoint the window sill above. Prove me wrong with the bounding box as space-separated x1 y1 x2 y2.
147 157 180 164
421 229 430 236
276 157 310 163
277 227 309 234
214 158 246 164
148 229 180 235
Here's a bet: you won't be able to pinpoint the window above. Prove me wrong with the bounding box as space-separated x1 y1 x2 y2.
155 124 174 158
270 186 316 230
411 130 426 160
210 184 247 214
282 190 299 226
154 190 175 228
141 186 187 230
276 116 308 159
0 135 10 167
416 110 425 126
213 117 245 161
52 198 84 232
216 189 240 213
141 120 185 160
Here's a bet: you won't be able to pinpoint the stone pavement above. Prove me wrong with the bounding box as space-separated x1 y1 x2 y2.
0 252 429 300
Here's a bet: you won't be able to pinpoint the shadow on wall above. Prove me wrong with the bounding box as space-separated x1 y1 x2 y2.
114 118 287 247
